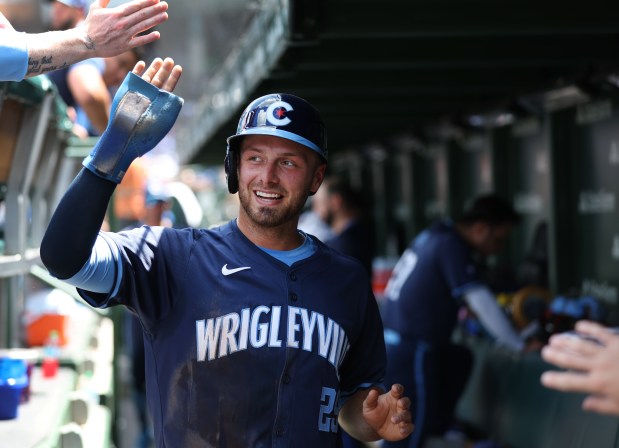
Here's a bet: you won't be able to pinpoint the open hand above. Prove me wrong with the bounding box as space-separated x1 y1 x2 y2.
541 321 619 416
132 57 182 93
363 384 413 441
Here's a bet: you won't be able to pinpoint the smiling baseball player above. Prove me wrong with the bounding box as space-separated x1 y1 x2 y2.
40 57 412 447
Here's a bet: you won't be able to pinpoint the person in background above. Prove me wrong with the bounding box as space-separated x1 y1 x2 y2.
317 176 374 276
47 0 144 136
114 158 148 229
298 185 335 242
40 60 413 446
541 320 619 416
381 194 529 448
143 182 172 228
0 0 168 82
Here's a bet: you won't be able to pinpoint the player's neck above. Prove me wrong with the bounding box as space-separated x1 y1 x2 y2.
237 217 304 251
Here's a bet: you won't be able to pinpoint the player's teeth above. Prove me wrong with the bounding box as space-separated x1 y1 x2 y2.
256 191 281 199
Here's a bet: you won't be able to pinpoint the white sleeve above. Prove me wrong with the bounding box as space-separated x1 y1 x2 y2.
0 31 28 81
464 285 524 351
64 232 123 295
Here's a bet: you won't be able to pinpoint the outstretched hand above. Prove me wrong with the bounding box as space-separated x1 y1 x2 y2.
363 384 413 441
83 0 169 57
541 321 619 416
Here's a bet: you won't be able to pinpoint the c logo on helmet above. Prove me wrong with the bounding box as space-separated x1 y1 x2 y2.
266 100 293 126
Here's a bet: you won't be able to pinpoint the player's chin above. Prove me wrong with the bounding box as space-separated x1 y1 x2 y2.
252 207 289 227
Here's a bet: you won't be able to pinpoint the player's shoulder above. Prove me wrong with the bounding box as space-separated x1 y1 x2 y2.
204 220 235 235
172 220 248 250
159 221 233 242
419 220 462 248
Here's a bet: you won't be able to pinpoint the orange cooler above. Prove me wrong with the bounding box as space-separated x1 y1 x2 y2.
25 314 68 347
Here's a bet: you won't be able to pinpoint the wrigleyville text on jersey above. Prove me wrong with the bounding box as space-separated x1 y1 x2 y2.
196 305 350 434
196 305 350 376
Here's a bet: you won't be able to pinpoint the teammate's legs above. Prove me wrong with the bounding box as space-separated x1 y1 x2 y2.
438 344 473 433
383 339 435 448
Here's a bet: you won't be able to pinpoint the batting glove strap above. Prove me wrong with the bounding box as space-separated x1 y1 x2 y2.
83 72 184 183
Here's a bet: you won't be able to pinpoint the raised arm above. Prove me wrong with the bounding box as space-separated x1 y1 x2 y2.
40 58 182 281
24 0 169 77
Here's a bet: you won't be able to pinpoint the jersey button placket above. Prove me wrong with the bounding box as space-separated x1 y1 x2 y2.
276 271 296 445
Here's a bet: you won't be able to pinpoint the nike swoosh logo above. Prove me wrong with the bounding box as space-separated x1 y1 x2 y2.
221 264 251 276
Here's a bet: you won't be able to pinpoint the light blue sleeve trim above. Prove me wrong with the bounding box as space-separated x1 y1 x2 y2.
65 232 123 295
0 31 28 81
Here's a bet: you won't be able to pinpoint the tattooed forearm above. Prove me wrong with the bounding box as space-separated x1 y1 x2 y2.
27 56 67 75
27 55 48 74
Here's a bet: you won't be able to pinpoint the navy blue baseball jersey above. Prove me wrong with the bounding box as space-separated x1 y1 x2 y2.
381 220 484 346
78 219 386 447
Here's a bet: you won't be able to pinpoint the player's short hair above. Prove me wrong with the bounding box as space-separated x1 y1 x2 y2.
457 194 520 226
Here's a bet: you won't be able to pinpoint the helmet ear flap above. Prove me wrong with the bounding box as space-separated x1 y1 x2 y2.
224 146 238 194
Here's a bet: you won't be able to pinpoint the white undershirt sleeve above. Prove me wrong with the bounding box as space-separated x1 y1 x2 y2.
464 285 524 351
64 232 123 296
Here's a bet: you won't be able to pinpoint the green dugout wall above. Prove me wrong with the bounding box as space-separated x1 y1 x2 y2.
448 132 494 219
359 96 619 320
500 118 551 272
552 98 619 324
329 93 619 447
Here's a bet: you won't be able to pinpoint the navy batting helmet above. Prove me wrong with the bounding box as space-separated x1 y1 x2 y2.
225 93 327 193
